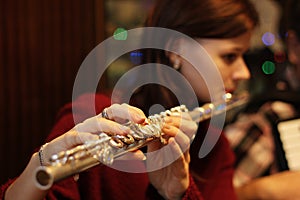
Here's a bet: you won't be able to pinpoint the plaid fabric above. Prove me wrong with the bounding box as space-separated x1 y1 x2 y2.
225 101 297 187
225 109 276 187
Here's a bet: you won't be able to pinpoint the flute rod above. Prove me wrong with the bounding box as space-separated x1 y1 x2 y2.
34 93 249 190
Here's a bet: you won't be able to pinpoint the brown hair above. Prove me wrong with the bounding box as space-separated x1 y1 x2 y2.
131 0 259 113
146 0 259 38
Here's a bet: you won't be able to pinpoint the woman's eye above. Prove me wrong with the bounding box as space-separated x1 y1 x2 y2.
222 53 238 63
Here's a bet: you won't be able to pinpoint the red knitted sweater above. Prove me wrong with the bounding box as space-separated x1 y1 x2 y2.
0 93 236 200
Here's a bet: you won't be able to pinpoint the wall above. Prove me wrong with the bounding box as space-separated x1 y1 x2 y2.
0 0 104 184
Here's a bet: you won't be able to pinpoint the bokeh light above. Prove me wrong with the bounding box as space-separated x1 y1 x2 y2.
262 32 275 46
262 61 275 75
113 28 128 40
274 51 286 63
130 51 143 65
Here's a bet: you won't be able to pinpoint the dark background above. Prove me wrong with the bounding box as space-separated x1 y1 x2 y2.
0 0 106 184
0 0 289 185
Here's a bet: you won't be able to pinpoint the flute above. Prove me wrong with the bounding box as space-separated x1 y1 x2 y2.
34 92 248 190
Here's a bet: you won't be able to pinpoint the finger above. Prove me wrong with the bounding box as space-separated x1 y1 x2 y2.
162 122 176 137
168 138 190 177
162 125 190 153
173 130 190 154
183 146 190 163
62 130 99 148
170 112 192 120
115 150 146 161
147 139 165 153
74 116 130 135
168 137 184 161
146 138 180 170
47 130 99 157
146 136 190 171
164 116 197 139
107 103 146 124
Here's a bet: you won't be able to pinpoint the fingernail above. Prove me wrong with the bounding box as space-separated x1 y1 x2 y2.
171 112 181 117
131 114 145 123
142 154 147 160
144 118 149 125
137 115 146 123
164 117 172 123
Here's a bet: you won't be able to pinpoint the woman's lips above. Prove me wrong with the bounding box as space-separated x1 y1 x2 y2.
225 89 235 94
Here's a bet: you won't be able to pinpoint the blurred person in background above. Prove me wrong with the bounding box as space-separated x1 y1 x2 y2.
225 0 300 199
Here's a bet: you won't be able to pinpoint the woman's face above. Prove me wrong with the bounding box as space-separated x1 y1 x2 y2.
177 32 252 102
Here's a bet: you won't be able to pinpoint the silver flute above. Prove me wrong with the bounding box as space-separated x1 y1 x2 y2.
34 93 248 190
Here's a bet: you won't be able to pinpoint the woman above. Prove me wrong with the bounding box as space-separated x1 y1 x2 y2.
1 0 259 199
129 0 258 199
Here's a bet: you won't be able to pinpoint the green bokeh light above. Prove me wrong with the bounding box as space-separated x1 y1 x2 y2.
262 61 275 75
113 28 128 40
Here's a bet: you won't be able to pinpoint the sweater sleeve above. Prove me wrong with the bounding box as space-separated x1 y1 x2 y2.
146 175 204 200
0 93 111 200
182 176 204 200
0 179 15 199
44 93 112 199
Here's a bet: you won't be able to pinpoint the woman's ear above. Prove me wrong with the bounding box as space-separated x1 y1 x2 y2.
286 30 300 65
165 39 182 70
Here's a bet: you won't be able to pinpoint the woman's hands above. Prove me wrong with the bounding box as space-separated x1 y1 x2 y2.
41 103 148 166
5 103 198 200
147 112 198 200
5 103 148 200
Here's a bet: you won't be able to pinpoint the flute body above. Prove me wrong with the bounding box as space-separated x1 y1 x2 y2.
35 93 248 190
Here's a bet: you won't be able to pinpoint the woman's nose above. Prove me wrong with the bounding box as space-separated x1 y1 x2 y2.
233 59 251 80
